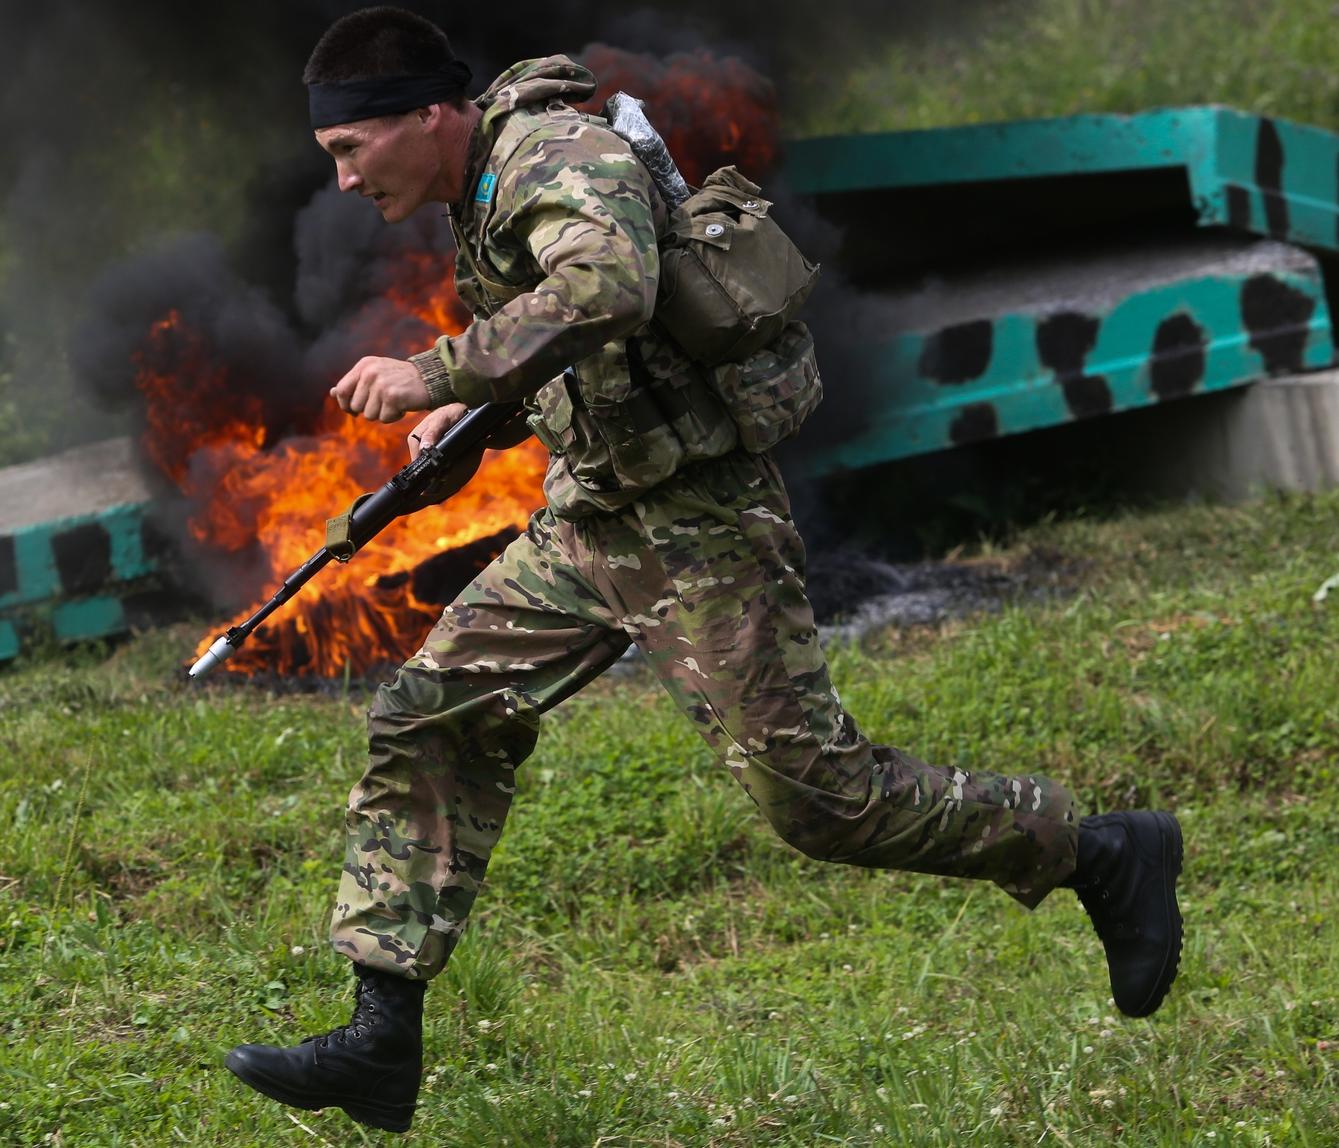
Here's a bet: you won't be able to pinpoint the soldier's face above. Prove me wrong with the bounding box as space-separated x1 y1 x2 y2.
315 109 449 223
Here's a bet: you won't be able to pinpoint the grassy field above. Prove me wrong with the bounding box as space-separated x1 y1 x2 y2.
2 489 1338 1146
793 0 1339 136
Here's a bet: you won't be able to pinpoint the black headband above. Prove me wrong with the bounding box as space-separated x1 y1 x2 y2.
308 62 473 129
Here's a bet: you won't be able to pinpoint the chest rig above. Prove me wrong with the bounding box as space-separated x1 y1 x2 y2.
450 97 737 514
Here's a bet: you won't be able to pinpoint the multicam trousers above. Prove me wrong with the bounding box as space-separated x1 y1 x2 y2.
331 451 1079 980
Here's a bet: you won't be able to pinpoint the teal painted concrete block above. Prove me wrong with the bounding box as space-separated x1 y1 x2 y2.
51 597 128 644
785 107 1339 257
0 503 155 611
0 501 161 660
802 254 1332 475
784 106 1339 474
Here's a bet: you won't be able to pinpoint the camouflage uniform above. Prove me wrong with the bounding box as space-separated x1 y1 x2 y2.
335 58 1079 980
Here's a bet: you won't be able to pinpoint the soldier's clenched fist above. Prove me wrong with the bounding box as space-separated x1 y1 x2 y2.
331 356 433 423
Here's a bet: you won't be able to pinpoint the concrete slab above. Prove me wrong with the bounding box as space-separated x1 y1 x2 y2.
1132 371 1339 500
860 234 1318 336
787 106 1339 257
0 436 164 659
803 233 1334 475
0 436 152 534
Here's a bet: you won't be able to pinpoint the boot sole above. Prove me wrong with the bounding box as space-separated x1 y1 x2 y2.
224 1049 414 1133
1127 810 1184 1017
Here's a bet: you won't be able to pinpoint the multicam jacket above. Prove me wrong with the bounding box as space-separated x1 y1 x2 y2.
409 56 738 518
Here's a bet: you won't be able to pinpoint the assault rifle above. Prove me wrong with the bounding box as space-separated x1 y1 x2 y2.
187 398 524 679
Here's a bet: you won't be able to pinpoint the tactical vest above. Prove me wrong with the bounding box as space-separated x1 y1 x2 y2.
452 98 817 515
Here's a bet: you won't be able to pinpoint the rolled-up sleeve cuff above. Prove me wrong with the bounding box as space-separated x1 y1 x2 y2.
409 345 459 407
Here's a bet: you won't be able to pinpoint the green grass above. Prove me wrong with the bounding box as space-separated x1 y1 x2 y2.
3 489 1339 1146
792 0 1339 136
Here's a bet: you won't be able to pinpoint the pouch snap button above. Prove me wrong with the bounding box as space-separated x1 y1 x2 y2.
704 222 726 237
742 200 760 209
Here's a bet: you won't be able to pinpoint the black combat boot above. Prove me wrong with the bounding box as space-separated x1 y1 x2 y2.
225 964 426 1133
1064 810 1184 1018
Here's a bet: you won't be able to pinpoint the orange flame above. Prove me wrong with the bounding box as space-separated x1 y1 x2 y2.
135 312 267 484
135 263 546 679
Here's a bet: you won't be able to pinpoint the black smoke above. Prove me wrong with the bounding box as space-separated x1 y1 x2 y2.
0 0 997 459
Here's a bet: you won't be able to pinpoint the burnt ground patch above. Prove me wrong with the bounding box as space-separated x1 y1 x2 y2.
805 545 1082 637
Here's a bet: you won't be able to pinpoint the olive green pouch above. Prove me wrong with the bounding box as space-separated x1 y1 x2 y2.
656 167 820 366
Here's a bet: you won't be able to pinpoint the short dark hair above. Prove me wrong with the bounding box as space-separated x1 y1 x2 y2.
303 6 458 84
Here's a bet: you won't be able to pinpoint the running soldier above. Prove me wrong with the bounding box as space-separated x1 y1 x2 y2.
225 6 1184 1134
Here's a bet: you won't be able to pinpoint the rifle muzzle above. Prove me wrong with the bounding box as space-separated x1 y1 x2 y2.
188 635 238 679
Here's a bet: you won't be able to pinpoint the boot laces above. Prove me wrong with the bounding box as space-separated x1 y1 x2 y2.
1077 882 1141 941
303 976 380 1050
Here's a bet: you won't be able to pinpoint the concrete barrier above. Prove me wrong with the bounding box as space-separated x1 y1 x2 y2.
1125 371 1339 501
0 437 161 661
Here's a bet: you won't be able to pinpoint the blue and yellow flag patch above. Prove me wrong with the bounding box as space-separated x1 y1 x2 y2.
474 173 497 205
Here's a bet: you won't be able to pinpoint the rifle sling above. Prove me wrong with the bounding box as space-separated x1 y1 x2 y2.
325 492 375 562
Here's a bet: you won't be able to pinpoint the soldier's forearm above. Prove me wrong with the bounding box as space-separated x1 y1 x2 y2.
426 267 654 406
